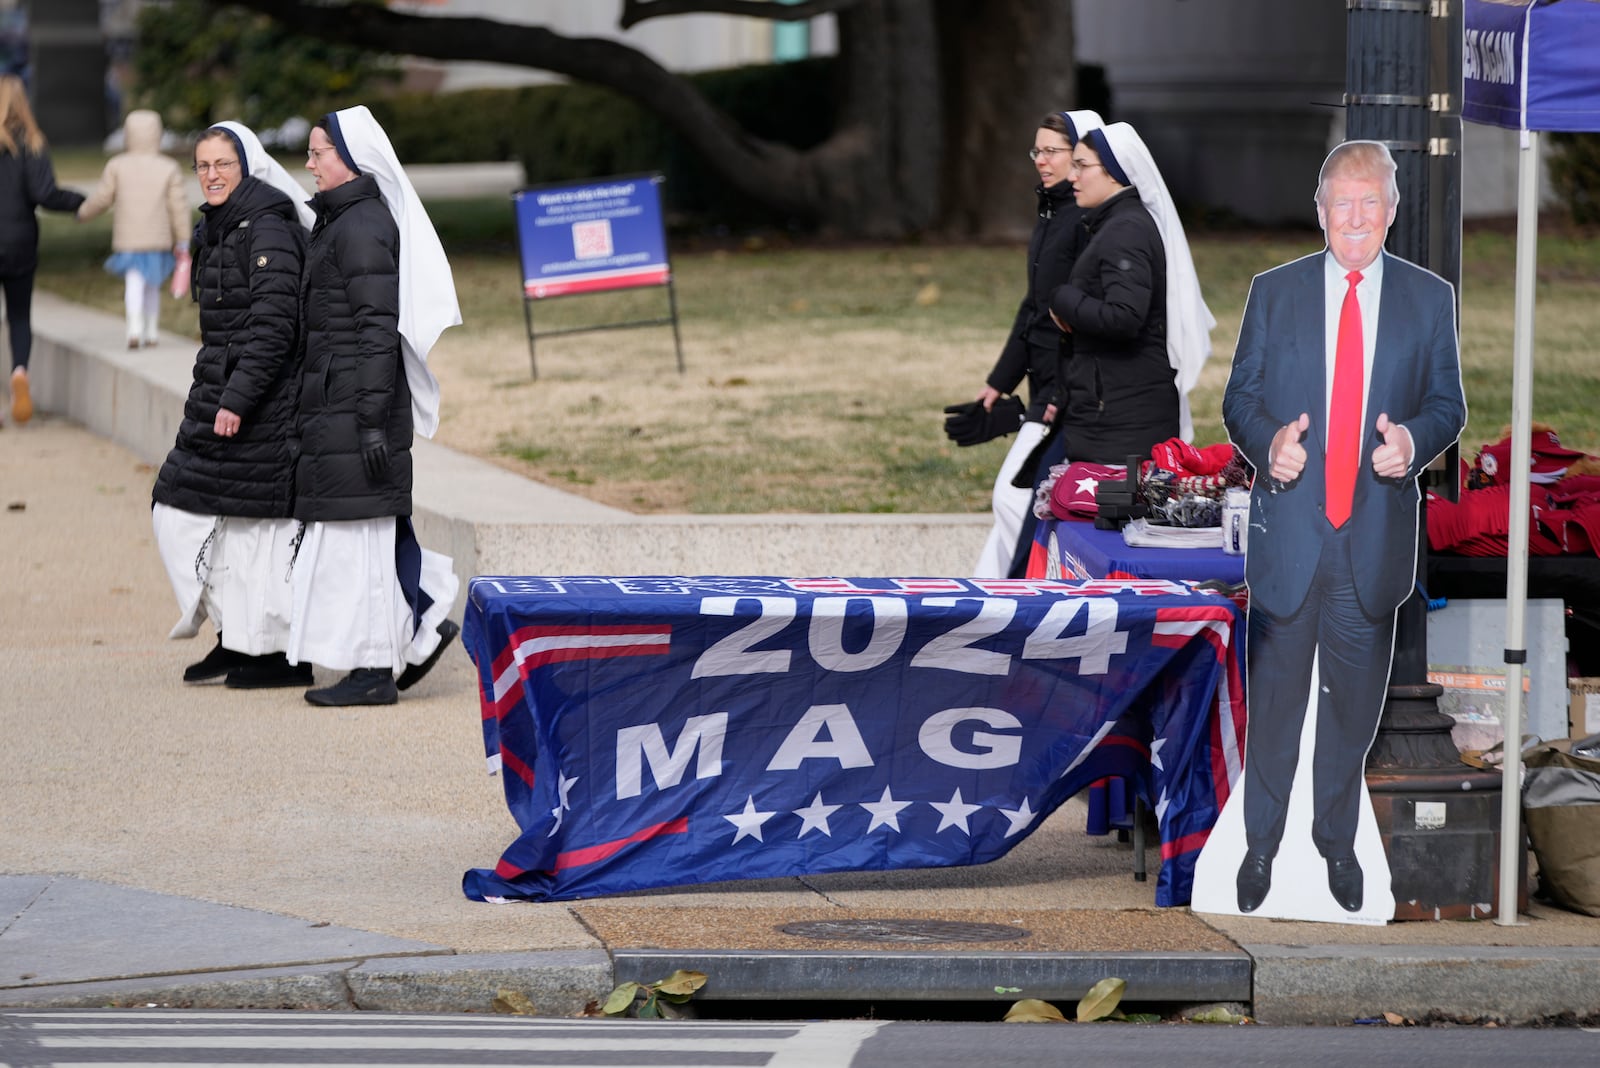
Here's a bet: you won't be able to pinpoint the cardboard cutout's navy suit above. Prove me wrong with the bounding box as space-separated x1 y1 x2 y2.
1223 249 1465 897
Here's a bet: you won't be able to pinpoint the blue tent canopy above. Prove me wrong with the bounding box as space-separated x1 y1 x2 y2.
1464 0 1600 132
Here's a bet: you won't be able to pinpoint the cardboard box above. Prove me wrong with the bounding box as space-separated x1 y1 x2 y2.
1570 678 1600 740
1428 663 1530 753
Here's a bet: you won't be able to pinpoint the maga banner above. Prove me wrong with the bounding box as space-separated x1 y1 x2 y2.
462 576 1245 907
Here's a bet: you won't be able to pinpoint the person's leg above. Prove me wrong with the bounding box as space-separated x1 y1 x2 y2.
1310 536 1396 860
5 272 33 423
975 420 1047 578
142 273 162 345
123 271 143 347
1239 590 1319 856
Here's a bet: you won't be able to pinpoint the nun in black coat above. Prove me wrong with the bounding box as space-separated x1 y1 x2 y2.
972 109 1102 578
150 121 313 688
285 105 463 708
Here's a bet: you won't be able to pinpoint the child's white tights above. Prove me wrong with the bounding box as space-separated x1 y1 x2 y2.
124 270 161 347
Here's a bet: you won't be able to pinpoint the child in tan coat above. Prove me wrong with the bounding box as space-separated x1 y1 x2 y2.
77 110 190 348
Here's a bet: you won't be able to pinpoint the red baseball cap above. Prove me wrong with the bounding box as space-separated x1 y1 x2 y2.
1474 428 1588 486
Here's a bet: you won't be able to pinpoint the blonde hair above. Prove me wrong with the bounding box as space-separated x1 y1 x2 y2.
0 75 45 156
1315 139 1399 210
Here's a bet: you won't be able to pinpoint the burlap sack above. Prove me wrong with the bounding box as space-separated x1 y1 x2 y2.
1523 743 1600 916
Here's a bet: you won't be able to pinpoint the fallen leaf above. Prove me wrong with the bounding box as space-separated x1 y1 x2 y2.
602 982 642 1016
653 969 707 997
1187 1006 1251 1024
492 989 537 1015
914 281 942 307
1383 1011 1407 1026
1004 998 1067 1023
1077 977 1126 1022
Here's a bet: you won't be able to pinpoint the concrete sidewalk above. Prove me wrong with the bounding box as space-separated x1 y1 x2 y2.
3 307 1599 1026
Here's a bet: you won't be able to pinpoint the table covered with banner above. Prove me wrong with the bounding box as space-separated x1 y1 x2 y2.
461 576 1246 907
1027 517 1246 586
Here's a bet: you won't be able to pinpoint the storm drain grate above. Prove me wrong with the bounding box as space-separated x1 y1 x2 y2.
777 919 1030 944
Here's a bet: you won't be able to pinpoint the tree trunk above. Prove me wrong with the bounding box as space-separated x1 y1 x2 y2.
934 0 1076 241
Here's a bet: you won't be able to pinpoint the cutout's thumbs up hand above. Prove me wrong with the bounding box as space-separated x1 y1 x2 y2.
1269 412 1311 483
1371 411 1412 479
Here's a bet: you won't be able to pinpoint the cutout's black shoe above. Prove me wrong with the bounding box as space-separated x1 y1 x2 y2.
396 619 461 692
183 639 251 683
1327 854 1365 912
1236 850 1274 913
225 654 314 690
304 668 398 707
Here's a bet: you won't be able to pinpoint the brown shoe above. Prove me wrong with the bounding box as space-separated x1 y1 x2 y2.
9 367 29 424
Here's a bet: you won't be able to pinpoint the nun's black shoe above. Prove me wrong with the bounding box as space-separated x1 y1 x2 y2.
225 654 314 690
396 619 460 692
183 639 251 683
305 668 397 707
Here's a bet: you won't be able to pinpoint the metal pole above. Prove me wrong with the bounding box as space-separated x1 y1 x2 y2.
1496 128 1540 927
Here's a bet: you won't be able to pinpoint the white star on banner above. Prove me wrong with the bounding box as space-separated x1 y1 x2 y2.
929 788 983 834
547 771 580 836
860 786 912 833
1076 476 1100 495
724 795 776 844
1150 736 1167 772
1156 786 1171 825
1000 797 1038 838
793 792 843 838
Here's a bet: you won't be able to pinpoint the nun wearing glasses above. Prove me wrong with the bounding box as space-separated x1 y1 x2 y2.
151 121 314 689
288 105 462 707
970 108 1103 579
1046 120 1214 466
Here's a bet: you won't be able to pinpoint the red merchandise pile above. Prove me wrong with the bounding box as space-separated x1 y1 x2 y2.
1428 424 1600 557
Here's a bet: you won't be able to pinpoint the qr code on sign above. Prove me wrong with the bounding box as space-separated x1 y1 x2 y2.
572 219 614 260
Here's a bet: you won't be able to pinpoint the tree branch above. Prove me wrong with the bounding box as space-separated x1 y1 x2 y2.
226 0 820 214
619 0 861 30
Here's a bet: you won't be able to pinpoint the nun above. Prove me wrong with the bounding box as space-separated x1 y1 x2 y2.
1044 120 1215 467
971 108 1103 579
288 105 462 707
151 120 313 688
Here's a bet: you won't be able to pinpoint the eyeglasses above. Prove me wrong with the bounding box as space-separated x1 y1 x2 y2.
1028 146 1070 162
192 160 239 175
1069 158 1104 173
306 146 337 161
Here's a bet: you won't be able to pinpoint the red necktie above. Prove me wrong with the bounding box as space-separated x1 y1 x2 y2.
1325 270 1363 529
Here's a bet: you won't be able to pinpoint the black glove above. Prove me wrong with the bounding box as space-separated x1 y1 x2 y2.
943 396 1025 447
359 428 390 481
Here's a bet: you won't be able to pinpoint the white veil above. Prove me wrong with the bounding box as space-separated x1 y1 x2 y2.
211 121 316 231
1062 109 1104 145
1098 122 1216 442
326 105 462 439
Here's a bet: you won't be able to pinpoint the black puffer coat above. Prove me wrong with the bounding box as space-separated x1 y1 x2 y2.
151 176 304 518
1047 186 1178 464
0 145 85 276
987 180 1086 421
293 173 412 522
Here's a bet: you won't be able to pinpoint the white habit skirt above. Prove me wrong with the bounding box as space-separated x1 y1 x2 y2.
151 503 297 654
287 517 458 674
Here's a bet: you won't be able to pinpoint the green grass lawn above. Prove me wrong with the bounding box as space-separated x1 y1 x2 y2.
34 198 1600 514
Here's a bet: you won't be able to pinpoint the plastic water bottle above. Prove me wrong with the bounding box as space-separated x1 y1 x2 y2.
1222 487 1249 556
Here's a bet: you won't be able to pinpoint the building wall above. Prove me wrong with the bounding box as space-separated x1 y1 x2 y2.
1073 0 1545 220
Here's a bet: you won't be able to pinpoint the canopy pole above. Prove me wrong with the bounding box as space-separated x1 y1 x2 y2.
1496 128 1539 927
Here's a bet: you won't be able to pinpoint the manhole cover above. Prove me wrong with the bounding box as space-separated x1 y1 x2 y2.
778 919 1029 944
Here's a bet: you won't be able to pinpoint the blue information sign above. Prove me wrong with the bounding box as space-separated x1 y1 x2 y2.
513 174 671 298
